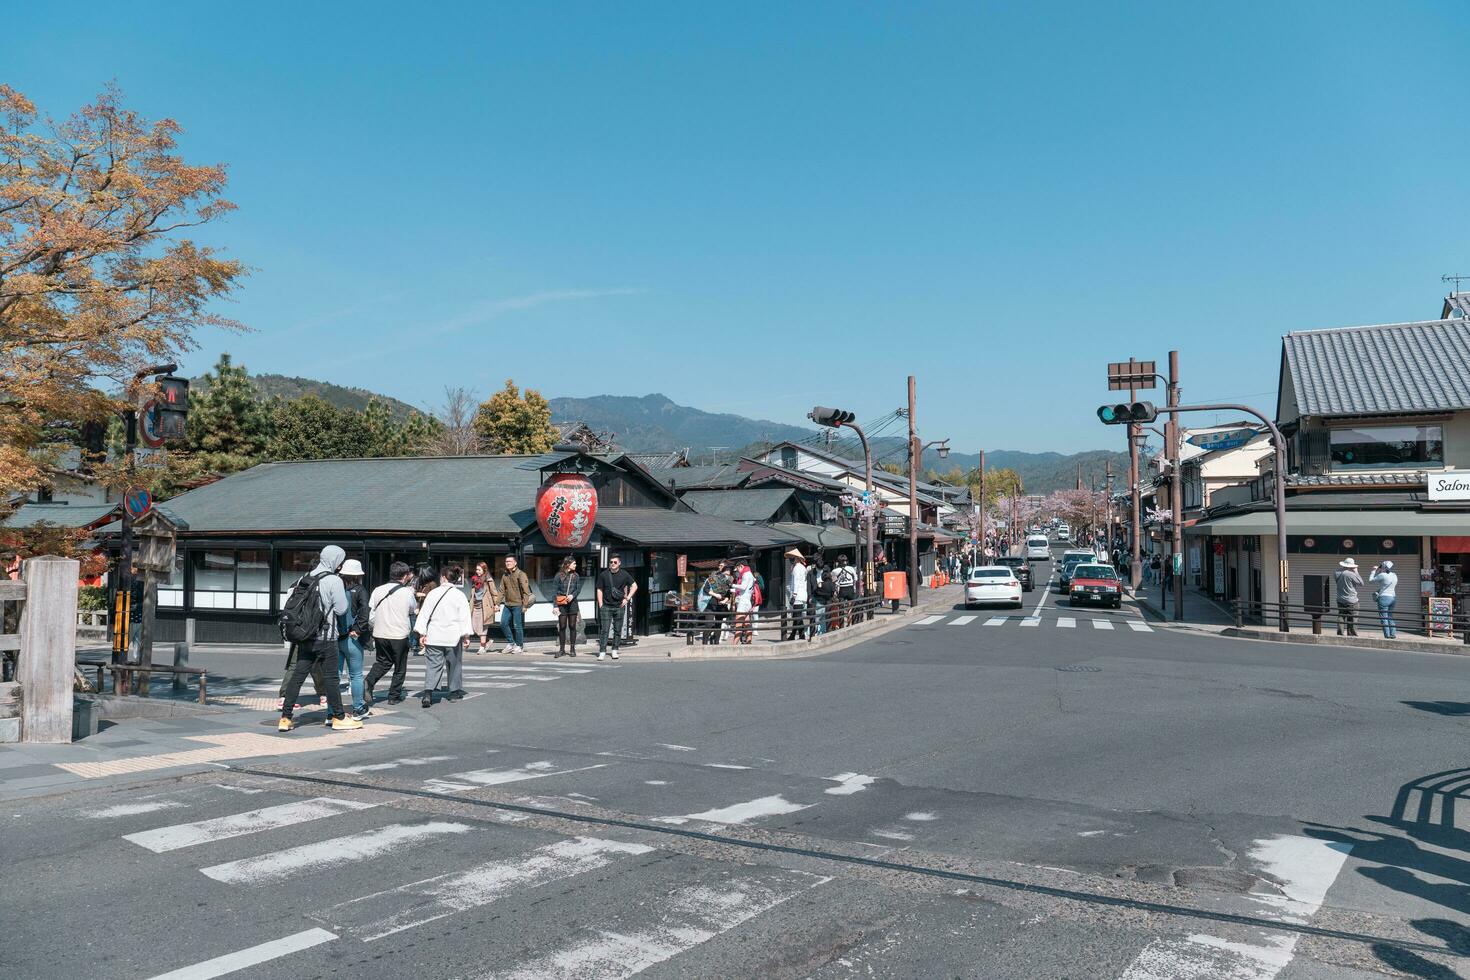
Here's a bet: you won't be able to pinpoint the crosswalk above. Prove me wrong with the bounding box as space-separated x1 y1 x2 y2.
914 613 1153 632
207 657 599 705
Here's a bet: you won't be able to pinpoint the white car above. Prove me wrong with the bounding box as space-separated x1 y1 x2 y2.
1055 525 1071 543
1026 536 1051 561
965 566 1024 609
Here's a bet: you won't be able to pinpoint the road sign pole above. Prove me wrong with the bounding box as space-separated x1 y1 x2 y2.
907 376 920 606
1169 351 1184 622
114 408 137 666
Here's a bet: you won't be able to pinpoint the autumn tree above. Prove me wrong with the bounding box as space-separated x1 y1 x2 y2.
186 353 270 474
0 85 245 515
473 379 557 454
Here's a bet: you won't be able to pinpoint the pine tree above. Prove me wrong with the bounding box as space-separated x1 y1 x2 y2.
267 395 374 460
473 379 558 454
361 398 400 457
186 353 271 475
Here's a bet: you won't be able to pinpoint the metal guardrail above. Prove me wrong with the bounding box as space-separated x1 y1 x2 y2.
673 595 891 646
1233 597 1470 644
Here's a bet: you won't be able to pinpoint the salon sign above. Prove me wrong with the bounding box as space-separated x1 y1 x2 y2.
1428 472 1470 502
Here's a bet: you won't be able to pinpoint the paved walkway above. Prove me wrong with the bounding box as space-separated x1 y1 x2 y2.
1131 586 1237 631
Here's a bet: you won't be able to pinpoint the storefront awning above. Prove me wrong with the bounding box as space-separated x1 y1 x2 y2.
1190 509 1470 536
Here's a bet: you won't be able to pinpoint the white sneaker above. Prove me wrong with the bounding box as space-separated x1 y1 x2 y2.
609 650 619 660
596 652 606 662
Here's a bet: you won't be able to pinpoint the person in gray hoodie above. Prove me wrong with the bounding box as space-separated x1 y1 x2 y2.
278 546 362 731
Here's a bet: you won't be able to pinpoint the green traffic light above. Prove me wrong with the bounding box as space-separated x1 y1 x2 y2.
1097 405 1118 424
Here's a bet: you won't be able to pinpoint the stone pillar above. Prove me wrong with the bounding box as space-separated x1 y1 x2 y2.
19 556 78 743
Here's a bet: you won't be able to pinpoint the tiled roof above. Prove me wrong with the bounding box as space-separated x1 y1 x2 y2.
647 464 749 490
2 503 119 529
1286 471 1428 488
597 509 799 548
1282 319 1470 418
682 488 795 521
765 522 858 549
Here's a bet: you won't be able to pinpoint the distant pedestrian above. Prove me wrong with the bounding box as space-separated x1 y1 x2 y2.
731 561 756 644
365 561 417 705
338 559 369 720
596 555 638 660
811 557 834 635
1370 560 1398 639
415 564 473 708
701 561 732 645
1334 557 1363 637
470 561 501 655
1162 555 1175 597
784 548 809 640
497 555 535 654
277 546 360 732
831 554 858 628
553 557 581 657
409 564 438 654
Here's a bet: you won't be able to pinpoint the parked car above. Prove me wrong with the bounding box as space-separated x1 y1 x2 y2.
995 555 1033 591
1026 536 1051 561
1068 564 1123 608
965 566 1024 609
1057 550 1100 593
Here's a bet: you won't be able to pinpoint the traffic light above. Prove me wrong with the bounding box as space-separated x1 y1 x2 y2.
809 406 857 427
1096 401 1158 425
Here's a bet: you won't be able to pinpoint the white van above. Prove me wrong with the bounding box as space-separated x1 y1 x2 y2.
1055 525 1071 543
1026 536 1051 561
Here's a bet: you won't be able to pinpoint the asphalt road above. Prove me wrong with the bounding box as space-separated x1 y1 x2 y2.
4 544 1469 979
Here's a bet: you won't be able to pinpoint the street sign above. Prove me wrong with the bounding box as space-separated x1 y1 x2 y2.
1107 360 1157 391
1187 428 1256 452
123 487 153 520
133 446 166 468
139 399 166 448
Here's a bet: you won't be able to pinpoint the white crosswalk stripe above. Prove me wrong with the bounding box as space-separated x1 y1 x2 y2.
984 617 1008 626
950 615 977 626
1020 617 1040 627
201 821 472 884
914 615 945 625
1091 619 1114 630
124 798 376 853
1128 621 1153 632
908 614 1155 631
1057 617 1076 628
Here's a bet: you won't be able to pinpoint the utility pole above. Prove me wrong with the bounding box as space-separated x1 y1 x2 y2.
1168 350 1184 622
1128 358 1142 594
978 450 987 561
907 376 920 606
1105 460 1114 557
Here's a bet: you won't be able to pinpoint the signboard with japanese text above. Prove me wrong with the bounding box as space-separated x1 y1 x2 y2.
1428 596 1454 637
1186 428 1256 453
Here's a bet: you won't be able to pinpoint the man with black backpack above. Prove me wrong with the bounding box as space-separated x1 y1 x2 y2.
277 545 360 732
365 561 418 706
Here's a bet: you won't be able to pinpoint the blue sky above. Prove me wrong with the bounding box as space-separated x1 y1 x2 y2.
10 2 1469 453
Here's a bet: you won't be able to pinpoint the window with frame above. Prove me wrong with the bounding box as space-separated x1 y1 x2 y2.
159 553 185 608
190 549 272 610
1329 425 1443 470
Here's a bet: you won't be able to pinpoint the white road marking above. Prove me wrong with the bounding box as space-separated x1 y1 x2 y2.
704 763 752 770
88 800 187 819
914 615 945 626
328 837 655 942
479 674 561 682
656 743 697 752
985 617 1008 626
1128 621 1152 632
422 762 609 793
644 780 669 786
1020 617 1041 627
1091 619 1114 630
480 873 828 980
462 682 527 689
124 798 376 853
1057 617 1077 629
201 821 471 884
870 829 914 841
1117 836 1352 980
329 755 455 776
950 615 977 626
144 928 337 980
903 811 937 821
824 773 876 795
658 794 811 825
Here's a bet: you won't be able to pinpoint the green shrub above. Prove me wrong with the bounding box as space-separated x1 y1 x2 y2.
77 586 108 612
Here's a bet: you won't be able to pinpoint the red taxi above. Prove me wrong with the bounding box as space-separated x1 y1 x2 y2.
1066 563 1122 609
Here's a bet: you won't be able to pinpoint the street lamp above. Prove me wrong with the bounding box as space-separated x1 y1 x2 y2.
809 406 875 594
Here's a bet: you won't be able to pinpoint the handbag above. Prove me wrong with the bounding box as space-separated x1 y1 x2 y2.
555 595 571 606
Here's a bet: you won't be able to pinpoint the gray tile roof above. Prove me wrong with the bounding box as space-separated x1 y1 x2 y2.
765 522 858 549
682 488 795 521
1286 471 1427 487
596 509 799 548
647 464 749 490
1282 319 1470 418
116 457 546 535
2 503 119 529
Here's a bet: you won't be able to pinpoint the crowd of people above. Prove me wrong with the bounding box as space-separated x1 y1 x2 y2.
274 546 642 732
691 549 863 645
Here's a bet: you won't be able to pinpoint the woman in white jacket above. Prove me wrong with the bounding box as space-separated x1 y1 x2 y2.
414 564 473 708
732 563 756 645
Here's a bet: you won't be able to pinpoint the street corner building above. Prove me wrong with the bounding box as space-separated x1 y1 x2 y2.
93 450 838 644
1180 301 1470 623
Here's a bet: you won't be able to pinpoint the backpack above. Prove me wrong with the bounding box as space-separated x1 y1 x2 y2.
280 570 332 643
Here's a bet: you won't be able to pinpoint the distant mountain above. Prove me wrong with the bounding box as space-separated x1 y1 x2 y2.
548 393 814 455
549 392 1139 495
192 373 422 420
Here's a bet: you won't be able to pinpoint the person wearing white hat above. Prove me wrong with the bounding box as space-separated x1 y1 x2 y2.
783 547 809 640
1334 557 1363 637
338 558 370 719
1369 559 1399 639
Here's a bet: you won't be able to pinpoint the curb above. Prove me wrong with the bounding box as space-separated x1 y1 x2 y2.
1219 627 1470 657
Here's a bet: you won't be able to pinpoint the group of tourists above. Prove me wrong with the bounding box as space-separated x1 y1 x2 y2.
274 547 641 732
1333 557 1400 638
692 549 862 645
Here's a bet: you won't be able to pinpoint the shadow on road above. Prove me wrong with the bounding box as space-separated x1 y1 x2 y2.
1402 701 1470 717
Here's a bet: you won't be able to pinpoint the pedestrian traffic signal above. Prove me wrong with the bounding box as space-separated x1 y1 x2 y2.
809 406 856 428
1096 402 1158 425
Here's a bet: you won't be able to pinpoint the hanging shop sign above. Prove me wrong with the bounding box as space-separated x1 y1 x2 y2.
1428 472 1470 502
535 473 597 549
1186 428 1257 453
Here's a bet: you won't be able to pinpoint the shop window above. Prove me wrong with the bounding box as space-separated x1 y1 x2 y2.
524 555 594 602
159 553 185 608
1329 425 1443 470
190 549 272 611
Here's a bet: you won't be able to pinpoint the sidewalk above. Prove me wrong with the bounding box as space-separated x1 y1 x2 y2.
1131 586 1237 632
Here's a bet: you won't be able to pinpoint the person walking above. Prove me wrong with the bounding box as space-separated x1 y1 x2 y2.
1334 557 1363 637
731 561 756 644
595 555 637 661
1369 560 1399 639
470 561 501 655
784 548 809 640
497 555 535 654
415 564 473 708
810 557 833 635
365 561 418 705
553 557 581 656
409 564 438 654
831 554 858 628
277 546 361 732
338 559 369 720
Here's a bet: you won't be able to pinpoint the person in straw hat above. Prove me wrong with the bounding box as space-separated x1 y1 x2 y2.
1334 556 1363 637
784 547 809 640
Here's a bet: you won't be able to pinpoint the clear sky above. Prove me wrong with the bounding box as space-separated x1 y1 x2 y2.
10 2 1469 454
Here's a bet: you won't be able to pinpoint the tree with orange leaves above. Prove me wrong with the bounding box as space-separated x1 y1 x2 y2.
0 84 245 514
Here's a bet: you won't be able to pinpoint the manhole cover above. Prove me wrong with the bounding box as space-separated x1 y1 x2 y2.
1056 664 1102 673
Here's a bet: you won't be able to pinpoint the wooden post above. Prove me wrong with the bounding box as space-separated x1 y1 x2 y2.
136 572 157 697
18 556 79 743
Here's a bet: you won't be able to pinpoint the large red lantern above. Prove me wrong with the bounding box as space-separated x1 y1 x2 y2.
536 473 598 549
